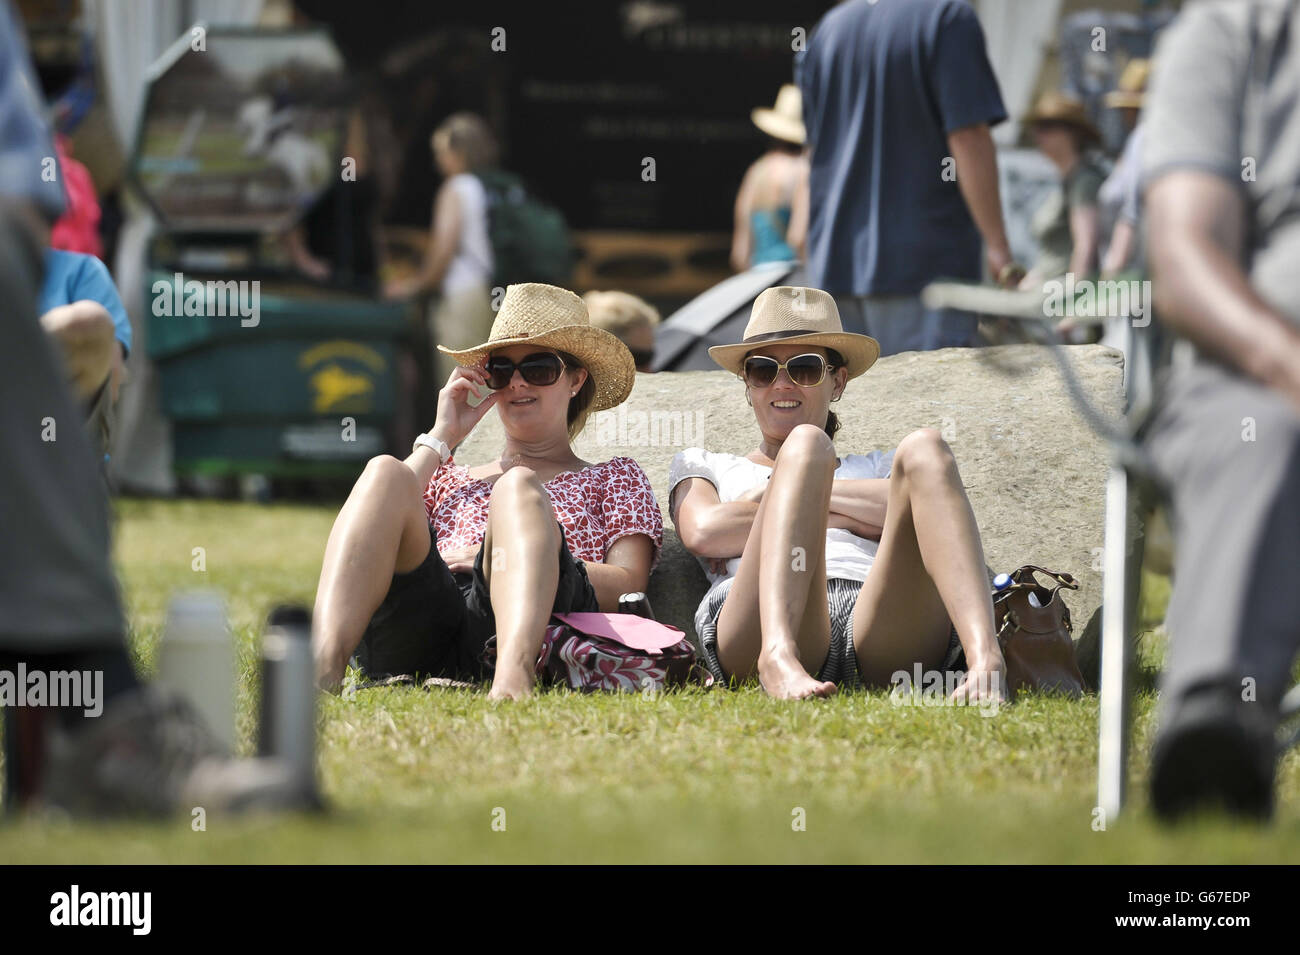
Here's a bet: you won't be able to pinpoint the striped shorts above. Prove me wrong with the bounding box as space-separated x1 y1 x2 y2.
695 577 964 690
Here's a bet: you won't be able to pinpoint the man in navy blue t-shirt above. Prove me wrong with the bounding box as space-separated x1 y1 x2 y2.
798 0 1018 355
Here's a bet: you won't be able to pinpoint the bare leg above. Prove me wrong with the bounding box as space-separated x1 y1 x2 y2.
40 301 116 401
715 424 838 699
852 429 997 686
313 456 432 688
480 467 563 701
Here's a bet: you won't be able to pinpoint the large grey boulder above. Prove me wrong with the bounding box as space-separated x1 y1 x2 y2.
456 343 1125 653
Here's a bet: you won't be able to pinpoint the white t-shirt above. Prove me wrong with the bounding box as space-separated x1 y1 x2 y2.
442 173 494 295
667 446 896 614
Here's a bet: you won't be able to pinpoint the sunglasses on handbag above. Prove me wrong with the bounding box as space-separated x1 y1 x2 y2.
483 352 568 390
742 353 835 388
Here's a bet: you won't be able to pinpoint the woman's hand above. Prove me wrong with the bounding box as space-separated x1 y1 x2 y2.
440 545 480 575
949 653 1008 707
433 364 499 449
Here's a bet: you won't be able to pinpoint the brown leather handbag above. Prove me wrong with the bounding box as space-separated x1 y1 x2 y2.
993 565 1085 699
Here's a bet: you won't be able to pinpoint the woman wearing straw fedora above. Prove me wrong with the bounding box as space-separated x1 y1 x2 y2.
314 283 663 700
669 287 1005 701
1018 91 1108 297
730 84 808 271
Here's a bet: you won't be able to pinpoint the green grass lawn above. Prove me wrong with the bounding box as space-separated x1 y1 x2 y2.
2 499 1297 863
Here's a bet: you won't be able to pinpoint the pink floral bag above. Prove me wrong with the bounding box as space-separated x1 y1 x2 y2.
488 613 713 693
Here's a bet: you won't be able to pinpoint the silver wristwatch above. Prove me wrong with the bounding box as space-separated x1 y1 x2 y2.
412 432 451 462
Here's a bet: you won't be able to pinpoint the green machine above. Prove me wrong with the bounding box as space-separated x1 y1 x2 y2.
130 26 409 480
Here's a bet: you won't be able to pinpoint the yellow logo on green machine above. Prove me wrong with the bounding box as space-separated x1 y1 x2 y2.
298 340 386 413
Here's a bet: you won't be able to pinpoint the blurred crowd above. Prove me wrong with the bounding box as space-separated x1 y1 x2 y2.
5 0 1300 825
9 1 1168 491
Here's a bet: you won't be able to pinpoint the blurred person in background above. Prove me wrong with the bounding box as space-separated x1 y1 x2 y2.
731 84 806 271
286 104 389 293
385 111 496 389
38 245 132 472
34 29 104 260
1017 92 1107 309
583 289 660 372
1098 59 1150 280
0 0 296 818
1073 59 1152 353
48 133 102 258
798 0 1019 357
27 21 126 470
1140 0 1300 822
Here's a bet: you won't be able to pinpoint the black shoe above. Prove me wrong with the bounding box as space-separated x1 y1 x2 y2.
1149 683 1277 822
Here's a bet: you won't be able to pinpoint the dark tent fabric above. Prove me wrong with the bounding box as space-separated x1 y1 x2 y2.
652 261 805 372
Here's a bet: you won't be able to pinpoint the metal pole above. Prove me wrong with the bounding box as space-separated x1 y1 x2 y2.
1097 462 1135 819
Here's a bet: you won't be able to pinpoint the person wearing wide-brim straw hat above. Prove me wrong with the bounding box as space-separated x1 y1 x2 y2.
314 283 663 701
1098 59 1152 281
1021 90 1103 145
1018 90 1108 301
1103 58 1150 112
732 84 807 271
668 287 1007 701
751 84 805 145
437 283 637 413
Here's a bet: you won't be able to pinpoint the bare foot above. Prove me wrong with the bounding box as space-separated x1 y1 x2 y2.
487 665 535 701
757 649 837 700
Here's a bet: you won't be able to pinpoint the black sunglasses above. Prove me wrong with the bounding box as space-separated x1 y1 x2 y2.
483 352 568 390
742 353 835 388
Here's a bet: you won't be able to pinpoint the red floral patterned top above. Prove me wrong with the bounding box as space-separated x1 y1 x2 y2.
424 455 664 570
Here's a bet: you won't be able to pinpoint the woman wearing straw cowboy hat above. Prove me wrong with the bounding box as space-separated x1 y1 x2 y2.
669 287 1005 700
1018 91 1108 303
314 283 663 700
731 84 808 271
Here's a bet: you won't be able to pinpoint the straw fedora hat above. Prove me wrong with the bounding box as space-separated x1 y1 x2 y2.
708 287 879 379
1022 90 1101 143
1104 58 1150 110
437 283 636 411
751 84 805 145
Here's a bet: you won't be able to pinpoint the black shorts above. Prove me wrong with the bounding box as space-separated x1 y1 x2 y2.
355 523 600 682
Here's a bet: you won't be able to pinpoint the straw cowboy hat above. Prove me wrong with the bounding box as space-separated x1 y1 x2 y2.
438 283 636 411
1022 90 1102 143
708 286 879 379
751 84 805 144
1104 58 1151 110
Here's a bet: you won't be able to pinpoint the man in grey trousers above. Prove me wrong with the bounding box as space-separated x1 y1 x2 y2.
0 0 294 816
1140 0 1300 819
